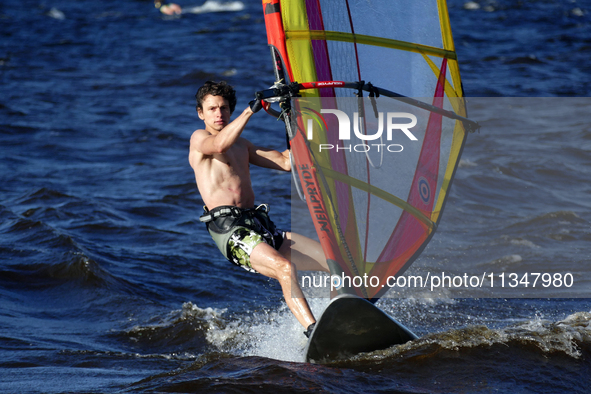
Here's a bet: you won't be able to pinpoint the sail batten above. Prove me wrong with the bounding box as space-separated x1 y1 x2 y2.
286 30 458 59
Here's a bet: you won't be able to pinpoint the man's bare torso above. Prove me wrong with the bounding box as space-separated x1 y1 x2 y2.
189 93 289 211
189 131 255 209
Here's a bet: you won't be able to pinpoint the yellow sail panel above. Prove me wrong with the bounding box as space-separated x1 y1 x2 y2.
280 2 318 93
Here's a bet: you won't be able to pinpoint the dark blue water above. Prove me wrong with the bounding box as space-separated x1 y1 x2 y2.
1 0 591 393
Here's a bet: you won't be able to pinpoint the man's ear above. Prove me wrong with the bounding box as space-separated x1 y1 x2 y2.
197 107 204 120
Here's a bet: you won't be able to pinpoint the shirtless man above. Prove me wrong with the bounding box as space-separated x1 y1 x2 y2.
188 81 327 337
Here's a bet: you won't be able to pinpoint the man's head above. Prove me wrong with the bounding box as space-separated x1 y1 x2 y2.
195 80 237 115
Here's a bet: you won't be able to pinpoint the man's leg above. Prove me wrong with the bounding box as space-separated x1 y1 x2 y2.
279 232 339 299
278 232 329 272
249 242 316 329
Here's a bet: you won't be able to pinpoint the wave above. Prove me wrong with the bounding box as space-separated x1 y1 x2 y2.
123 307 591 393
116 299 326 364
120 303 230 357
507 210 586 231
182 1 245 15
0 199 136 297
345 310 591 363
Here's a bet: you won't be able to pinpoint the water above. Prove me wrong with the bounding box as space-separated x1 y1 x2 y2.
1 0 591 392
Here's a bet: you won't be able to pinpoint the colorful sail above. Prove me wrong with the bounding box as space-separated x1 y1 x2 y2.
261 0 474 299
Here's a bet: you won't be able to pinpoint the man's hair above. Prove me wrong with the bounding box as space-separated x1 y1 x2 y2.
195 80 237 114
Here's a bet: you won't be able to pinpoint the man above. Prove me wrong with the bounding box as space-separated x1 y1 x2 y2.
188 81 328 337
154 1 182 15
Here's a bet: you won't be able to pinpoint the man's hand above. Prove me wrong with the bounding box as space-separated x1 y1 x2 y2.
249 99 264 113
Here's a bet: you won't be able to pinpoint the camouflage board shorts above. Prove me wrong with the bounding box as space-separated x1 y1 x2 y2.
200 204 285 273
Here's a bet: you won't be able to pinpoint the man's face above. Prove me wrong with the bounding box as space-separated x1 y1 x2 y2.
197 94 231 132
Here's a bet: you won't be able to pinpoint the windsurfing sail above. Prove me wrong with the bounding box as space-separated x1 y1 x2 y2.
260 0 476 300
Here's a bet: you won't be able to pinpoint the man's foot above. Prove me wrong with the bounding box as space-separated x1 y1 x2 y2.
304 322 316 338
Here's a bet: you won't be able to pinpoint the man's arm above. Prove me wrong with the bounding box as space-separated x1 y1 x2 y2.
248 144 291 172
195 107 256 156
